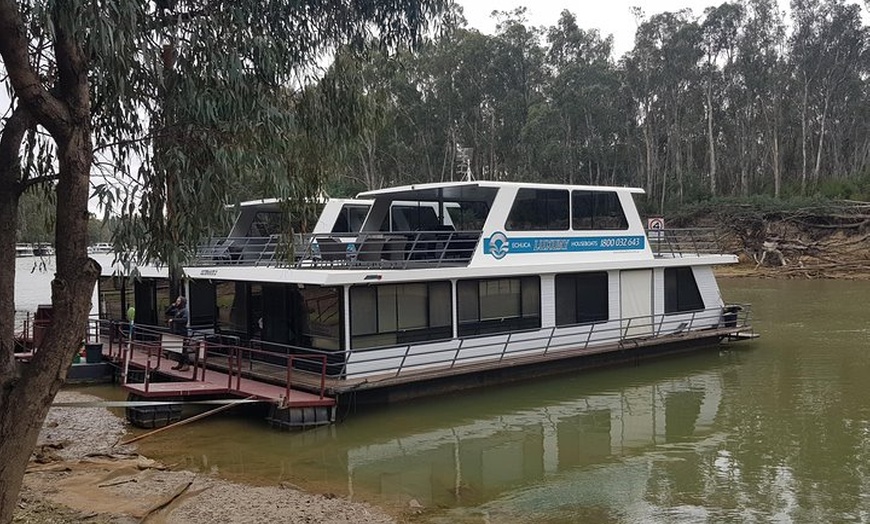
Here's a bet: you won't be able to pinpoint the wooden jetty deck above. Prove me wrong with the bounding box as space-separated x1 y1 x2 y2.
102 340 334 409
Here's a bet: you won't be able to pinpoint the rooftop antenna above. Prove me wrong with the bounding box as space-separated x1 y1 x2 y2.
455 145 474 182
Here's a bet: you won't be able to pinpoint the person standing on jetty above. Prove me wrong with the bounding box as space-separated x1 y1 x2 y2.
166 296 191 371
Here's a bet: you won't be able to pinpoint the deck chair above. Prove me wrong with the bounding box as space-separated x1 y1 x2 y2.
317 237 348 265
356 237 386 263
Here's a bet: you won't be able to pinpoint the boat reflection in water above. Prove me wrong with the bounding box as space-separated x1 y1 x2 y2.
137 359 727 521
336 368 722 519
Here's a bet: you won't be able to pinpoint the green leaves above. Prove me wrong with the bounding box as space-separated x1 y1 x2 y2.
23 0 449 266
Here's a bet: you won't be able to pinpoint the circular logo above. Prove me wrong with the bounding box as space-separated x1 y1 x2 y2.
488 232 510 259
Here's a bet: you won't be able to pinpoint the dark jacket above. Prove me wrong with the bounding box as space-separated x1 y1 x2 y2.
170 305 188 335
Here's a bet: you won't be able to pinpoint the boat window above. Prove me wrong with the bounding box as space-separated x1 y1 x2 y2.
457 276 541 336
247 211 284 237
132 278 170 327
506 189 569 231
572 191 628 230
298 286 343 350
189 280 216 328
555 272 609 326
261 284 289 344
350 281 452 349
332 204 370 234
447 201 490 231
390 205 442 232
215 281 251 337
664 267 705 313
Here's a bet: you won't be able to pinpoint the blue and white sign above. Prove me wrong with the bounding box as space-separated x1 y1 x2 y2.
484 232 645 258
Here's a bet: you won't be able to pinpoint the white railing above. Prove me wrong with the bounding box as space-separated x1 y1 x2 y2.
293 303 753 380
190 230 483 269
647 228 728 258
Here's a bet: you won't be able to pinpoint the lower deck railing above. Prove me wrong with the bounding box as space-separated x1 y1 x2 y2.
87 303 751 390
328 303 752 380
88 320 329 404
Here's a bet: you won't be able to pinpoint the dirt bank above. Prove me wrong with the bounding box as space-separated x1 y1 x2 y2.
15 391 400 524
680 200 870 280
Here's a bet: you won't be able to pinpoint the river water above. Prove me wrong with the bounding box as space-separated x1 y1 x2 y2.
16 262 870 522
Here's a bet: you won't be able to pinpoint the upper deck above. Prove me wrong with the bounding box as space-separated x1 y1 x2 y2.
189 182 735 272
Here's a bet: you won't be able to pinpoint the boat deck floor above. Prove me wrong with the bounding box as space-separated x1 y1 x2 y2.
112 346 334 407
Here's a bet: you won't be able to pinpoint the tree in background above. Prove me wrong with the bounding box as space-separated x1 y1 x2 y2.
0 1 445 521
331 0 870 205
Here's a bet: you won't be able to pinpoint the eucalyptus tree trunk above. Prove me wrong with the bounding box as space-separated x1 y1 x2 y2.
812 91 830 186
0 107 30 371
772 125 781 199
706 80 717 197
0 4 100 521
801 78 809 195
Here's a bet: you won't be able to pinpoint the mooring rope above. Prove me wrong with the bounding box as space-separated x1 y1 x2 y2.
118 395 259 446
52 399 268 408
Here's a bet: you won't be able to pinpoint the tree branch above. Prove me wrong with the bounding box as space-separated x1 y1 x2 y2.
0 103 34 193
21 172 59 190
52 3 89 123
0 0 69 136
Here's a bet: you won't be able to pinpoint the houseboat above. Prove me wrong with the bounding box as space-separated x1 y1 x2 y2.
88 242 113 255
32 243 54 256
15 243 34 257
178 181 753 403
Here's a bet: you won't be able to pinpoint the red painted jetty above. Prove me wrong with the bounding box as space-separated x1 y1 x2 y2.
119 347 334 408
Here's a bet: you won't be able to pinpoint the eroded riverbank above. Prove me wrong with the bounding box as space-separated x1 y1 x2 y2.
15 391 401 524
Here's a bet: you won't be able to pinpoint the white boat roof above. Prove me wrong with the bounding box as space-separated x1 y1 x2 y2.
357 181 645 200
232 197 373 209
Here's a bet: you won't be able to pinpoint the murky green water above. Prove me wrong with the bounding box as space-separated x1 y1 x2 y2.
77 278 870 522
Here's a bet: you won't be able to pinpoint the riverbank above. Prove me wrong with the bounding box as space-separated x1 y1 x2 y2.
714 260 870 280
15 391 400 524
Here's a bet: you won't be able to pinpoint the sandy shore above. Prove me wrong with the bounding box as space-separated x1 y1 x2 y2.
15 390 399 524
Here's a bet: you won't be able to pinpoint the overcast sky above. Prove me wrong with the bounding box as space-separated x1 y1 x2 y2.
457 0 762 57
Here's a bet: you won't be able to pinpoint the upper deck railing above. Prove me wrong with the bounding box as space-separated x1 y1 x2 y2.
647 228 729 258
189 227 731 268
191 230 483 270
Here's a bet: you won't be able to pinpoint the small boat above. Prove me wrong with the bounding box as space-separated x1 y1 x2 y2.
15 243 34 257
32 243 54 256
88 243 113 255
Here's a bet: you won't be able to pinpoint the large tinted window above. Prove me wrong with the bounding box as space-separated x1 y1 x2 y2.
248 211 284 237
555 272 609 326
447 201 490 230
572 191 628 230
458 277 541 336
189 280 216 328
299 286 343 350
332 205 370 233
350 281 452 349
664 267 705 313
215 282 250 337
132 278 170 327
506 189 569 231
391 205 442 231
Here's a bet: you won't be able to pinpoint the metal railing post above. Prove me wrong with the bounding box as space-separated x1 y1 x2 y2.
320 356 327 400
584 323 595 350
